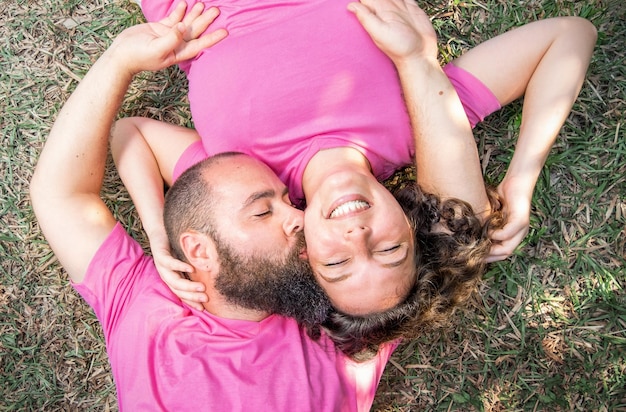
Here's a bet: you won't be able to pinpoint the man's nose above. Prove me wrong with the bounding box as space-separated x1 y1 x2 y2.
283 207 304 236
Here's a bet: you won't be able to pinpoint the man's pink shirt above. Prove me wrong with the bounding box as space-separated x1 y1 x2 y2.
73 224 397 411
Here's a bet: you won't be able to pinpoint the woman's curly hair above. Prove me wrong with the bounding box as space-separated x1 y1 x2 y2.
318 181 504 360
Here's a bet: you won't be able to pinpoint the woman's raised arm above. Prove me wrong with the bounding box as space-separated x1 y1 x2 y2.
110 117 209 308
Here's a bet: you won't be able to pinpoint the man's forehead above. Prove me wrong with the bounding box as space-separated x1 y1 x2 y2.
211 154 273 176
209 157 284 198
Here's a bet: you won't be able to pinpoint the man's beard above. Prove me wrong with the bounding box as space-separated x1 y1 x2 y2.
213 234 330 326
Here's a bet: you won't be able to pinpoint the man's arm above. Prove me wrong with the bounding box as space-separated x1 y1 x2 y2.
30 3 227 282
348 0 491 219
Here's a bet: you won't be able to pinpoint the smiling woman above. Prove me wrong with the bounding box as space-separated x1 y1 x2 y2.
321 182 502 358
302 148 418 315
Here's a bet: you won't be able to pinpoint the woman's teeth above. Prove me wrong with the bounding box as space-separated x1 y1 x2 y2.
329 200 370 218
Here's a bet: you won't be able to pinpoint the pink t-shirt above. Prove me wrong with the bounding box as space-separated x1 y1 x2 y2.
172 63 500 183
73 223 397 411
142 0 500 204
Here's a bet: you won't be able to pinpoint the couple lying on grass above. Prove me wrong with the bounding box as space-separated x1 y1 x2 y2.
31 0 595 409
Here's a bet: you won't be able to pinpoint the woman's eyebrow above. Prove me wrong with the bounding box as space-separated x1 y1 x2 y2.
382 248 409 268
317 272 352 284
318 246 409 282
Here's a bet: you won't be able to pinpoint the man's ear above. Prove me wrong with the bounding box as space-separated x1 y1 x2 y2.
179 231 219 273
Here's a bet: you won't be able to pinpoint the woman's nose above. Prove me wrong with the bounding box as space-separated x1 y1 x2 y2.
344 225 370 242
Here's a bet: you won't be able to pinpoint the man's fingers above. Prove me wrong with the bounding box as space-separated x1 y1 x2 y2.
173 278 209 308
176 28 228 61
160 1 187 26
148 23 186 63
182 2 205 27
358 0 380 12
184 5 222 40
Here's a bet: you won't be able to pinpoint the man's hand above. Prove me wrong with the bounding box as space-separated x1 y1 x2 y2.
487 175 532 262
347 0 437 64
107 2 227 76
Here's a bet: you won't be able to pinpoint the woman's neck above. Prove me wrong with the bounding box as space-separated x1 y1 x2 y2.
302 147 371 199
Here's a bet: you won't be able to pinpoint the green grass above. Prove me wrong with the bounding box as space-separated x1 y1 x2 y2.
1 0 624 410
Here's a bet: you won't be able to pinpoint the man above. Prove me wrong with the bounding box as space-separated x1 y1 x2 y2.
30 4 396 410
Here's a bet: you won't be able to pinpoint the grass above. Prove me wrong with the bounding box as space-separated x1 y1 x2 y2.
1 0 624 410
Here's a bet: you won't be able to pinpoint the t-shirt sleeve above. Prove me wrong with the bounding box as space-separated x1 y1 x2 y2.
72 223 155 343
443 63 501 128
339 339 401 412
172 140 209 183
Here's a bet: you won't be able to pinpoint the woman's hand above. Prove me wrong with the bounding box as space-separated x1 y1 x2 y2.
487 175 532 262
347 0 437 64
150 232 209 310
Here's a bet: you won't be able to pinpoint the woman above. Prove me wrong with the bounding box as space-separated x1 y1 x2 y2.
111 0 596 355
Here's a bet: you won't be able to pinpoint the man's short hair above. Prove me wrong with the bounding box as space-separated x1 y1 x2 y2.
163 152 243 262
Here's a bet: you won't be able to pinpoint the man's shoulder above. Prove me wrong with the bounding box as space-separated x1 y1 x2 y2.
72 223 169 322
85 223 152 281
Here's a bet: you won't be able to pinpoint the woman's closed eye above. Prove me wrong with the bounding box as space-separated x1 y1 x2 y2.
379 244 401 254
324 258 349 267
324 245 402 266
